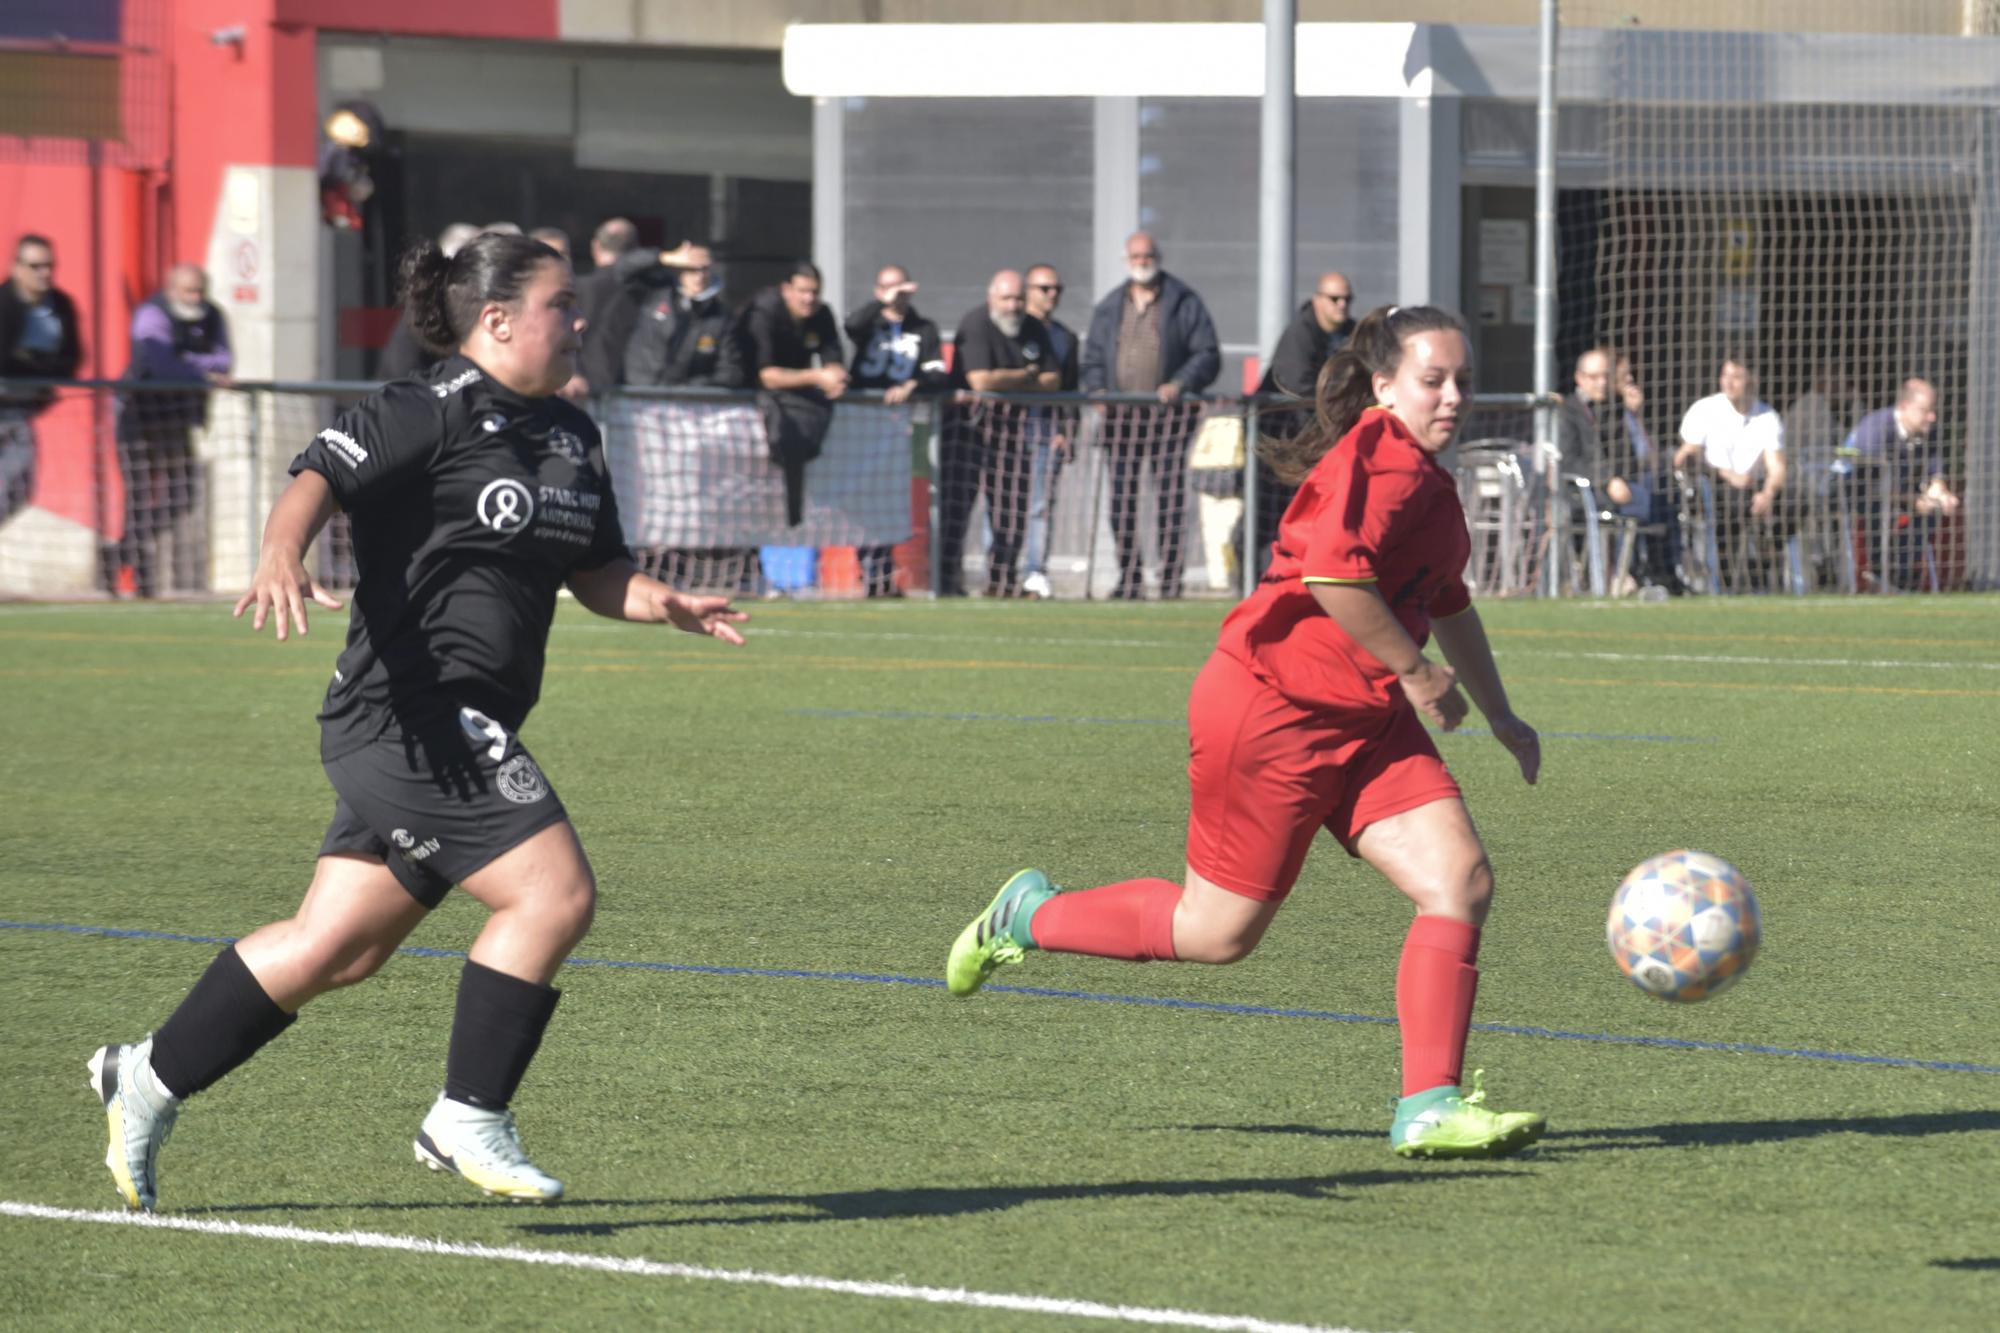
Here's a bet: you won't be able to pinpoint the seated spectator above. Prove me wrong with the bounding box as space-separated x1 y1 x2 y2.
1837 377 1959 590
109 264 231 597
845 263 947 597
1606 356 1683 595
624 244 738 388
1783 362 1860 586
940 269 1060 598
0 233 82 520
1673 352 1787 592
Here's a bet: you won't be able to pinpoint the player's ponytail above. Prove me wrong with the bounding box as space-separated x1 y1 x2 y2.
396 231 564 357
1260 304 1470 484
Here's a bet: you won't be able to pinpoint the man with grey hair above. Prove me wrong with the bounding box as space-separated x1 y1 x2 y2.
573 217 640 397
1082 230 1219 599
940 269 1060 597
109 262 231 596
378 222 478 380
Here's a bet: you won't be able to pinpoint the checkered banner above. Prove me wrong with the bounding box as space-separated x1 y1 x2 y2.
604 396 914 549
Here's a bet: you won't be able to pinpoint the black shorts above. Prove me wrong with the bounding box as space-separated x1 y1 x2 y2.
318 707 570 909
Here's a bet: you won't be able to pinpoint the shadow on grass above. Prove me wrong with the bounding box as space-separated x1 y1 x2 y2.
1540 1109 2000 1154
1931 1258 2000 1271
1171 1123 1379 1140
515 1167 1524 1239
178 1197 679 1216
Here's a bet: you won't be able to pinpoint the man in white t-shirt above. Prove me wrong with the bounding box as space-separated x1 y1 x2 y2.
1673 353 1788 590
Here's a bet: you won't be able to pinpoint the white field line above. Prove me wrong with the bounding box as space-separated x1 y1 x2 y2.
0 1201 1374 1333
1505 647 2000 672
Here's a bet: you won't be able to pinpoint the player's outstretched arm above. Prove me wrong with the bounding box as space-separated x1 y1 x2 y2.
566 559 749 644
1431 606 1539 785
1310 581 1468 732
233 469 343 641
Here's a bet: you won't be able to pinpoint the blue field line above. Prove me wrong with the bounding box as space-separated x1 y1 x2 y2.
9 917 1996 1076
790 708 1715 744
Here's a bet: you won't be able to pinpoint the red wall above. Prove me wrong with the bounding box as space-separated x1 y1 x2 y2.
275 0 557 41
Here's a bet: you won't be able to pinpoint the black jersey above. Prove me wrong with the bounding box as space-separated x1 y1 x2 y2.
289 355 627 758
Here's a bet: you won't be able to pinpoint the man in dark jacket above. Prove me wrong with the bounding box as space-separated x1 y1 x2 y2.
1248 273 1355 574
845 263 946 597
1080 231 1220 599
110 264 232 596
623 243 737 389
1 233 84 520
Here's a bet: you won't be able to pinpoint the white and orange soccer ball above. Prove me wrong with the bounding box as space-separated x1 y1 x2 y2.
1607 850 1761 1002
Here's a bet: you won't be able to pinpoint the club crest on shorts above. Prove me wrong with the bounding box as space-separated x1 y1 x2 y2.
496 754 550 804
391 828 416 849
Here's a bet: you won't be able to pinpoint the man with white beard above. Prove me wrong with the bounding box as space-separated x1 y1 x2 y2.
939 269 1060 597
1081 231 1220 599
109 263 233 596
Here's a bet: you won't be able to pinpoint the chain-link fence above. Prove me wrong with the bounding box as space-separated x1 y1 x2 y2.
4 378 1970 603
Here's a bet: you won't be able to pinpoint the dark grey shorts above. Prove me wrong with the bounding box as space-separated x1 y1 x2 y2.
318 707 570 908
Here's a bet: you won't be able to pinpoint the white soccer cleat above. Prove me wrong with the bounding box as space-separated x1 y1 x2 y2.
1021 572 1054 600
414 1094 564 1203
87 1036 180 1211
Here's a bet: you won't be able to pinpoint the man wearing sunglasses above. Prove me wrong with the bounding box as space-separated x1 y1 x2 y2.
1018 264 1081 599
1243 274 1356 576
1 234 83 520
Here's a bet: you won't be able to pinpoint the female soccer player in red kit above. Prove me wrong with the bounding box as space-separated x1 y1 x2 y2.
947 304 1545 1158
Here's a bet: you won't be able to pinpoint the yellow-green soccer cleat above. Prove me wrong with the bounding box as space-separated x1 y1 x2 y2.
87 1037 180 1211
945 869 1055 997
414 1095 564 1203
1390 1070 1546 1160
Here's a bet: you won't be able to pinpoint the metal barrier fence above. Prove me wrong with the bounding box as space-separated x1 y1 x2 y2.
0 379 1972 601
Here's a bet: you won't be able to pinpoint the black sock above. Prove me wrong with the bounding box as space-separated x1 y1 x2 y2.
444 960 561 1110
150 946 297 1099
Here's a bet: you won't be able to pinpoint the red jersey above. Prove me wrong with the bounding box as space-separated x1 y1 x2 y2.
1216 407 1471 714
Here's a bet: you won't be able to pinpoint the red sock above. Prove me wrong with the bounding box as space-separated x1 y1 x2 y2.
1028 878 1181 961
1396 915 1482 1097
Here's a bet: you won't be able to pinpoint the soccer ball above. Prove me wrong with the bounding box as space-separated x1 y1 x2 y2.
1606 850 1761 1002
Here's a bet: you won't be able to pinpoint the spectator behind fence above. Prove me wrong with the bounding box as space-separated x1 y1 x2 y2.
1018 263 1081 600
746 260 846 529
1081 231 1220 599
940 269 1060 599
1557 347 1681 595
1838 377 1959 590
1 233 83 520
378 222 479 381
1782 362 1859 587
108 264 232 598
845 263 947 597
571 217 640 397
624 244 738 389
1674 352 1788 592
528 227 570 260
1248 272 1356 573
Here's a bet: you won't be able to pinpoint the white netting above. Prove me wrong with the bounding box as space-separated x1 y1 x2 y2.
1554 4 2000 592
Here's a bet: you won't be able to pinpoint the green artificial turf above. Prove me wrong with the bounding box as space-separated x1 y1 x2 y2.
2 594 1996 1330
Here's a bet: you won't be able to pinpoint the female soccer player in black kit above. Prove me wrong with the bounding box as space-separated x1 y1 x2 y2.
88 232 747 1208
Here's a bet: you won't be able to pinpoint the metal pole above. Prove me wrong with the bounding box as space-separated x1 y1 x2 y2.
1533 0 1562 596
1252 0 1296 600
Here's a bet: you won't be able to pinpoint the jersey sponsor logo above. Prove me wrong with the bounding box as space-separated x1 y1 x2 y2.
433 366 483 398
481 415 508 433
475 478 535 533
496 754 550 805
316 428 368 468
548 427 587 465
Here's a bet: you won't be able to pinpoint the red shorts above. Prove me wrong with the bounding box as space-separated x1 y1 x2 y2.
1184 650 1462 902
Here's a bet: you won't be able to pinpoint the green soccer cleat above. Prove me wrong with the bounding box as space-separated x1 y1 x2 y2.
945 869 1055 997
1390 1070 1546 1160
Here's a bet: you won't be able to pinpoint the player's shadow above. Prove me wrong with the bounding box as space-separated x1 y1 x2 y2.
1539 1108 2000 1155
1931 1258 2000 1271
178 1197 680 1216
1171 1123 1379 1140
515 1166 1523 1239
